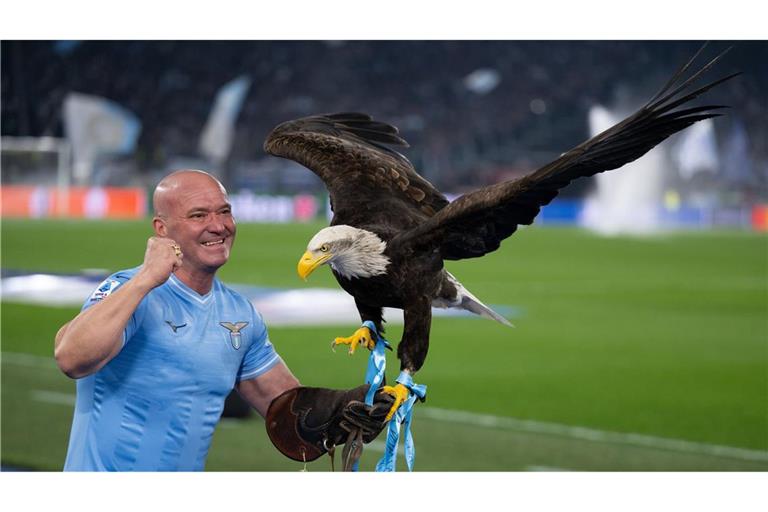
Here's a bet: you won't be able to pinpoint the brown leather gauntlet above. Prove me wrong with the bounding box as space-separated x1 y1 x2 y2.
265 384 393 463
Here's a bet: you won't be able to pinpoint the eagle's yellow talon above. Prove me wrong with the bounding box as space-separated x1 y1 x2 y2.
382 383 410 421
332 326 374 355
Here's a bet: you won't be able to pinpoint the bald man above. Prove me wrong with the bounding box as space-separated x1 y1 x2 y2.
55 170 392 471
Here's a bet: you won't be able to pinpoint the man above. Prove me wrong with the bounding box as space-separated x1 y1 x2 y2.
55 169 391 471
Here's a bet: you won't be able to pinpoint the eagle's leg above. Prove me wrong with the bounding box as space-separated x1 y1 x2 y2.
381 374 411 421
382 297 431 420
332 326 375 354
331 302 383 355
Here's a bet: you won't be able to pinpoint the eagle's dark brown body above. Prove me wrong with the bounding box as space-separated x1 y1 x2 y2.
331 231 448 371
264 47 737 375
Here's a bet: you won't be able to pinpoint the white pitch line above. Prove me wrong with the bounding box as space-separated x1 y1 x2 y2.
418 407 768 463
525 465 570 472
4 351 768 463
2 351 59 369
31 390 76 406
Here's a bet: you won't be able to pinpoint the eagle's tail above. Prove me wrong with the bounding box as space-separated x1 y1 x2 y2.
435 272 513 327
459 290 514 327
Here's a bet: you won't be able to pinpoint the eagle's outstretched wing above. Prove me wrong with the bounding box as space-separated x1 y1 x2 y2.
393 46 740 260
264 113 450 224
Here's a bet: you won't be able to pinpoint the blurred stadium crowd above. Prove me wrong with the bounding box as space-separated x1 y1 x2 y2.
2 40 766 200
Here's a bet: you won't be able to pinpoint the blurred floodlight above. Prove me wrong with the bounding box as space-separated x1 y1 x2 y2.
671 118 719 180
463 68 501 95
529 98 547 115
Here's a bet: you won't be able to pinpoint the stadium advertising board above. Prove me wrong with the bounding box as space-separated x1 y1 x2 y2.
1 186 321 223
1 185 147 219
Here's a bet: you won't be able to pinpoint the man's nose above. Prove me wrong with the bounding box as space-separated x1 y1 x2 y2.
205 213 230 232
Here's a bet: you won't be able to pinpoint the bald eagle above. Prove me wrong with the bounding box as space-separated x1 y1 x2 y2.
264 47 737 417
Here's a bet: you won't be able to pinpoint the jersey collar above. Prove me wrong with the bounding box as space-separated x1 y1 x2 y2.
167 273 217 306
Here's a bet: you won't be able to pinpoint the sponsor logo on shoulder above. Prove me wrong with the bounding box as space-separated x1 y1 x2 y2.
88 279 121 302
220 321 248 350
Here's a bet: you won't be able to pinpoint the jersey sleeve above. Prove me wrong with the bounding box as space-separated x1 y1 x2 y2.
236 304 282 382
81 270 146 347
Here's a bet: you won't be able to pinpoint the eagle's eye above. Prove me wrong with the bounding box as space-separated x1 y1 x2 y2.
320 244 330 252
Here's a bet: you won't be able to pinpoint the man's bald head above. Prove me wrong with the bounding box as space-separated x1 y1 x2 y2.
150 169 236 287
153 170 228 218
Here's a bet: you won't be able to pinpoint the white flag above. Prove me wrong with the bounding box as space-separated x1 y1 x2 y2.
199 75 251 164
63 92 141 183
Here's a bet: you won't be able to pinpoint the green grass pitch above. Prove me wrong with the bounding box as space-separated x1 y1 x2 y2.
1 218 766 470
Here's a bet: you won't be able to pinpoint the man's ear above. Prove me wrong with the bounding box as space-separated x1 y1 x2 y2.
153 217 167 237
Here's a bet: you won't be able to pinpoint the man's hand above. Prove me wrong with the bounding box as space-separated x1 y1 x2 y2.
265 385 394 464
134 236 183 290
54 236 182 379
339 398 393 443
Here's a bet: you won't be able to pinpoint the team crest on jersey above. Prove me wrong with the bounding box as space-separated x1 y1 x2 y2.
88 279 121 303
220 321 248 350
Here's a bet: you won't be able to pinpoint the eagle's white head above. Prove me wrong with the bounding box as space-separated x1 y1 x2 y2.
297 225 390 280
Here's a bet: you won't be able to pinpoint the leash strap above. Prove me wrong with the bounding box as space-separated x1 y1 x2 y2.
375 370 427 472
355 321 427 472
350 321 390 472
361 320 390 406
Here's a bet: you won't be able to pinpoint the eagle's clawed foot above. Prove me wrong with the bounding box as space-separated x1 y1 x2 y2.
381 383 410 421
332 326 375 355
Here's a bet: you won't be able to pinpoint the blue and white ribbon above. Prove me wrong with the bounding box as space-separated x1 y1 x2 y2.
361 320 390 406
351 321 391 472
375 371 427 472
354 321 427 472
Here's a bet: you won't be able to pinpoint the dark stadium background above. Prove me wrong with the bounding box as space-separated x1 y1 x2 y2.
3 41 766 196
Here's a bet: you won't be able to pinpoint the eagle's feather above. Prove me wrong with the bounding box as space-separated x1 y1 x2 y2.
264 46 738 373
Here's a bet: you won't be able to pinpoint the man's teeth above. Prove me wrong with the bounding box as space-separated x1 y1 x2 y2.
202 240 224 246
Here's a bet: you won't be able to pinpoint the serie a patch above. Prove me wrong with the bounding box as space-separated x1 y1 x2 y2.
89 278 121 302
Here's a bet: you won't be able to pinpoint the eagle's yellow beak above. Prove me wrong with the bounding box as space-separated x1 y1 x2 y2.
297 251 331 281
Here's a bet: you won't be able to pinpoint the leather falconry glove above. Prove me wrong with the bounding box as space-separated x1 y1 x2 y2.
265 384 394 464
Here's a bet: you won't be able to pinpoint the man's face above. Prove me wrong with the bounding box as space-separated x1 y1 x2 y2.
156 176 236 275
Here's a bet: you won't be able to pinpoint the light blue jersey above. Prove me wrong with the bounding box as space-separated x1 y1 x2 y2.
63 267 281 471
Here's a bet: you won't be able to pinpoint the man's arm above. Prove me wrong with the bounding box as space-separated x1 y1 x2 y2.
239 362 394 464
54 277 156 378
54 236 183 379
235 361 300 417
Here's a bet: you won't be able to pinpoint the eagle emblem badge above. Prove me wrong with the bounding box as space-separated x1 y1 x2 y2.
219 322 248 350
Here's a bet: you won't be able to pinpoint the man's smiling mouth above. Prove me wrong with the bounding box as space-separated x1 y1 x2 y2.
202 239 225 246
